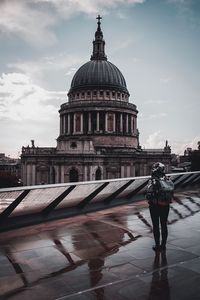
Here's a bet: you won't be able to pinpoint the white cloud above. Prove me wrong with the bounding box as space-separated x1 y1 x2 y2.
160 77 173 84
172 136 200 155
132 57 142 63
144 131 166 149
36 0 145 17
66 68 78 76
139 112 167 121
0 72 67 157
168 0 200 29
111 38 134 53
8 54 82 78
144 131 200 155
0 72 65 121
144 99 167 104
168 0 188 3
0 0 145 46
0 1 56 46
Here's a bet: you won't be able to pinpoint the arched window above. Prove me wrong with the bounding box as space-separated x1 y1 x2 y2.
69 168 79 182
95 167 102 180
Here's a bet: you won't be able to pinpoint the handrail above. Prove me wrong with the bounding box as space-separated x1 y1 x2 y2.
0 171 199 231
1 171 199 193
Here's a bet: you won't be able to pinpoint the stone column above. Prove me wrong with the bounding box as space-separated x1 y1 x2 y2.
131 115 134 135
113 113 116 132
27 164 31 186
80 113 83 133
89 165 93 180
61 165 65 183
88 112 92 133
96 111 100 131
64 115 67 134
121 165 125 178
134 118 137 134
32 164 36 185
126 114 129 133
73 113 76 134
67 113 70 134
105 112 108 132
84 165 88 181
54 165 58 183
126 165 130 178
120 113 123 132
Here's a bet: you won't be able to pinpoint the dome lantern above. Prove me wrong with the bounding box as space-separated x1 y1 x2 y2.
91 15 107 61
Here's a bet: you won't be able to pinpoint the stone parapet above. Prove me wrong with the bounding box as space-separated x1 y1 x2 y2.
21 147 56 156
60 100 137 112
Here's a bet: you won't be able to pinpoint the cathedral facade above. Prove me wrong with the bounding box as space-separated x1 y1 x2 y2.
21 16 172 186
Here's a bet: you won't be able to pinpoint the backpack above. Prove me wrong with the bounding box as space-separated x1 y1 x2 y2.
146 176 174 205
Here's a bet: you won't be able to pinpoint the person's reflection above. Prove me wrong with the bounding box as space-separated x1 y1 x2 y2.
148 252 170 300
88 258 105 300
71 216 141 299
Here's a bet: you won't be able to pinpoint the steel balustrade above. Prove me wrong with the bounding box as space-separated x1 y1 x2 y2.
0 171 200 231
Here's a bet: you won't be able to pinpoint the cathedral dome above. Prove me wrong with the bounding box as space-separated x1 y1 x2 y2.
70 60 128 93
68 15 129 95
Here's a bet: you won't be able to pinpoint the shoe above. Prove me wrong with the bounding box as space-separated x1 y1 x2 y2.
152 245 160 252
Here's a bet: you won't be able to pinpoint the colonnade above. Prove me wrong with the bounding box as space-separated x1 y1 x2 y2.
23 162 152 185
60 111 137 136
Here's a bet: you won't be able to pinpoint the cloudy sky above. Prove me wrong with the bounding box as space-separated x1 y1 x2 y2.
0 0 199 158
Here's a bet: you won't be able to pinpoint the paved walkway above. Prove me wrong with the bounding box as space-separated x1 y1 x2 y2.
0 189 200 300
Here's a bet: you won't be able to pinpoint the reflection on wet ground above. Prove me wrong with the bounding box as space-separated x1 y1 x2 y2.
0 189 200 299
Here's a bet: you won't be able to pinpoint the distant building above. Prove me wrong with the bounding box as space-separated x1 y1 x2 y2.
177 142 200 172
21 16 172 186
190 142 200 171
0 153 21 187
0 153 20 177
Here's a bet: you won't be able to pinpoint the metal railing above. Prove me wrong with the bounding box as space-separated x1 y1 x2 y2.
0 171 200 231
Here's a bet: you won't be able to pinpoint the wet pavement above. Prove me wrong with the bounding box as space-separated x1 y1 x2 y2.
0 189 200 300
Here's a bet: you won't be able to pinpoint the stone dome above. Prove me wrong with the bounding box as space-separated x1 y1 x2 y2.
69 60 128 94
68 15 129 96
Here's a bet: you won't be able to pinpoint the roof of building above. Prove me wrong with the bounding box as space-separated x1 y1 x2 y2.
70 60 128 93
69 15 129 94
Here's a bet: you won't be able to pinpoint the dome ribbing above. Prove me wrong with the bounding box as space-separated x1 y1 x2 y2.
69 60 128 93
69 15 129 95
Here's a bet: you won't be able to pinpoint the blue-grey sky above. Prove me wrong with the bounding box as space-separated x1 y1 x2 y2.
0 0 199 157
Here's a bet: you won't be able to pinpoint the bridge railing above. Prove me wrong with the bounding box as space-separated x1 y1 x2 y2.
0 171 200 231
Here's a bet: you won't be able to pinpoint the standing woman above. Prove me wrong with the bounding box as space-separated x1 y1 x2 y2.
146 162 174 252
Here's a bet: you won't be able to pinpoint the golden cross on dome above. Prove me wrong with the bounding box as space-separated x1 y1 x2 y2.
96 15 102 25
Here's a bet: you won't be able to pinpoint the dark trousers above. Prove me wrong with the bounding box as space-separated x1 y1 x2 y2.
149 204 170 247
